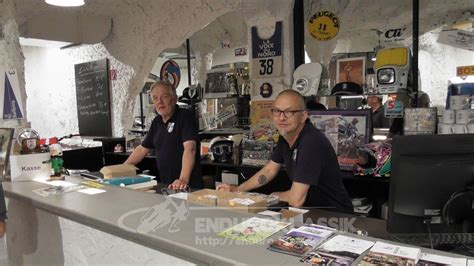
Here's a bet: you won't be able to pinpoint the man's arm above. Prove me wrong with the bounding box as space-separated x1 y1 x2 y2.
272 181 310 208
124 145 150 165
217 161 281 192
169 140 196 189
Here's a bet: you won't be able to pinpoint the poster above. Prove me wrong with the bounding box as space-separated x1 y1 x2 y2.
251 21 283 79
336 57 366 87
250 101 279 142
309 110 371 170
204 68 234 98
0 67 24 119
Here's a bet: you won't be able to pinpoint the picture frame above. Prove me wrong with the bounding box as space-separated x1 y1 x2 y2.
204 68 234 98
336 57 366 87
0 128 14 179
308 110 372 171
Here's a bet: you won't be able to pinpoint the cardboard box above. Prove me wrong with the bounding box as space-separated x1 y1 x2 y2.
188 189 228 206
258 207 307 227
188 189 268 213
217 194 267 213
100 164 137 179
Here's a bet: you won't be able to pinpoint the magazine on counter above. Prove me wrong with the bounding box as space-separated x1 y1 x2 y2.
300 235 375 265
359 241 421 265
268 224 336 256
218 217 290 244
418 253 467 265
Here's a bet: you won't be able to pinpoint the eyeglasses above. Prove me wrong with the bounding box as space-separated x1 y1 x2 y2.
270 108 304 118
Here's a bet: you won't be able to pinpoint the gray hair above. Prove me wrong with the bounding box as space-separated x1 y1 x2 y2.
149 80 177 97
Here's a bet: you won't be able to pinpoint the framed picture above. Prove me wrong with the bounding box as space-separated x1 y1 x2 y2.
204 68 234 98
308 110 371 171
0 128 14 179
336 57 366 87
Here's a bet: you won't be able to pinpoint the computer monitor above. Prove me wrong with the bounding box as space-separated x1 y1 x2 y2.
388 134 474 234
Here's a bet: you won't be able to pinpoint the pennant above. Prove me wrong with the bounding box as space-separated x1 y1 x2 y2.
3 72 23 119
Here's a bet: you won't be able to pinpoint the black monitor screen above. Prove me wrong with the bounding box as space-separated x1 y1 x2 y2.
388 134 474 233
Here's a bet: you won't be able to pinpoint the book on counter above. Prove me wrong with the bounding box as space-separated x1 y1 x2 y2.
218 217 290 244
300 235 375 265
359 241 421 265
418 253 467 265
268 224 335 256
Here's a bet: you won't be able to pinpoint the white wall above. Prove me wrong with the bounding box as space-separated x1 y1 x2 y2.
23 44 134 138
418 29 474 107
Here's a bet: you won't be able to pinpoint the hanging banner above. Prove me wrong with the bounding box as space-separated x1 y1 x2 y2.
0 68 23 119
251 21 283 79
307 11 340 41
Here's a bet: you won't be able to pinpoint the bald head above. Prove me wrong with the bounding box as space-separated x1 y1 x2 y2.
276 90 306 110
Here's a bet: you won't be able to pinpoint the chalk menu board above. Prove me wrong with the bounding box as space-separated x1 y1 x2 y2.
74 59 112 136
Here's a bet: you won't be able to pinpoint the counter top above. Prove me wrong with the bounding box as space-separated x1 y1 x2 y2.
3 177 471 265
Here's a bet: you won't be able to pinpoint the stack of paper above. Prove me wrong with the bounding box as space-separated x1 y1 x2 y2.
268 224 335 256
218 217 290 244
360 241 421 265
300 235 375 265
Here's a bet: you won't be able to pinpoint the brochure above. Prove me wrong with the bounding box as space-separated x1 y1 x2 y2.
218 217 290 244
300 235 374 265
468 259 474 266
418 253 467 265
359 241 421 265
268 224 335 256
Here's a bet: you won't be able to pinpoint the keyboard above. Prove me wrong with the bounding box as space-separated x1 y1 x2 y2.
388 233 474 247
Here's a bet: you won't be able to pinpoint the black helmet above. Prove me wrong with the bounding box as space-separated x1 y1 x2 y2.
209 137 234 163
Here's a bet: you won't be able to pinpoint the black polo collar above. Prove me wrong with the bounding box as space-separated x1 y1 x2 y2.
287 119 312 150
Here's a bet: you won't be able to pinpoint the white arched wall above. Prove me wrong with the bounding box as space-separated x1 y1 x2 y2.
20 0 295 137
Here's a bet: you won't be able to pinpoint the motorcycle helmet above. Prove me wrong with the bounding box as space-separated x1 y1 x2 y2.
209 137 234 163
353 141 391 177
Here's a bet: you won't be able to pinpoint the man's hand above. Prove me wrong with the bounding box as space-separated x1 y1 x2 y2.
216 183 238 192
0 221 6 238
168 179 188 190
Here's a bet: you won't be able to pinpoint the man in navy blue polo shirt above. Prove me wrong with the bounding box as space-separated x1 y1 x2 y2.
125 81 202 190
218 90 353 213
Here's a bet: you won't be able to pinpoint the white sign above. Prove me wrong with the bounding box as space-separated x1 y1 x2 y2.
10 153 51 182
251 21 283 78
437 28 474 51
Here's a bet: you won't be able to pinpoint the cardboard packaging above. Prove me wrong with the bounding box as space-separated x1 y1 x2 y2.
217 194 267 213
188 189 228 206
100 164 138 179
188 189 268 213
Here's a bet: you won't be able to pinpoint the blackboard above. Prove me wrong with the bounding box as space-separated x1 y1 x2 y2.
74 59 112 136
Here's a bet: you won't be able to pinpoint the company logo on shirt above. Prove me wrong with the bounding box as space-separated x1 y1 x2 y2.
167 122 175 133
292 149 298 162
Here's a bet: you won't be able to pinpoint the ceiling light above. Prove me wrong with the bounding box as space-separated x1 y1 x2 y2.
45 0 85 7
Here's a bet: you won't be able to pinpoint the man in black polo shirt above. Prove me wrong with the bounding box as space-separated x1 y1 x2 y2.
218 90 353 213
125 81 202 190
